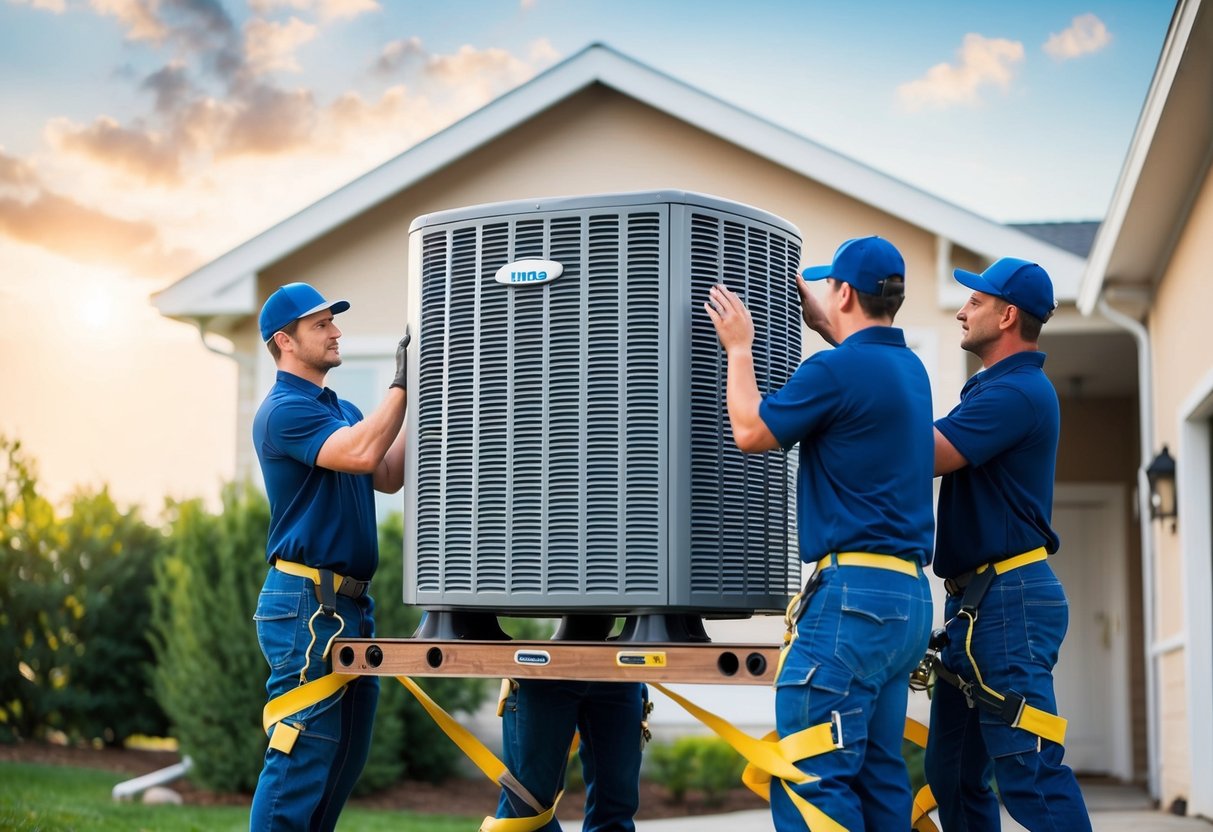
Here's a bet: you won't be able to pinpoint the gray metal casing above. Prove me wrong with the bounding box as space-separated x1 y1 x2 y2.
404 191 802 615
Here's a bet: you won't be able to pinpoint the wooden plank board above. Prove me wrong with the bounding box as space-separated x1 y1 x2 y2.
331 638 782 685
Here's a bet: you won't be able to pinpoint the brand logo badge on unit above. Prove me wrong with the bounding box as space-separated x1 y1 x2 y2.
513 650 551 666
494 259 564 286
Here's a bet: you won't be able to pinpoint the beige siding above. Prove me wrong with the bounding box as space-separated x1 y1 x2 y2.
1145 161 1213 807
1159 649 1191 810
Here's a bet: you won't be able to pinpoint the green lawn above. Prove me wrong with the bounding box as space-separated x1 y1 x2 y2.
0 762 479 831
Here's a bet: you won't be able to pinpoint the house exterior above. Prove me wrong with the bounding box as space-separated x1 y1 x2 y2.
1078 0 1213 816
156 44 1153 784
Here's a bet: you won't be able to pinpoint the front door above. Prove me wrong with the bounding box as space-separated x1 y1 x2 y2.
1050 483 1132 780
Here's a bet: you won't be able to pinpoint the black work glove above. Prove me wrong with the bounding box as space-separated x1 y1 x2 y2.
390 326 411 391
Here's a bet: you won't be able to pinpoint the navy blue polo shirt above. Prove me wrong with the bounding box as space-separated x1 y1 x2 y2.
253 370 379 580
757 326 935 566
934 351 1060 578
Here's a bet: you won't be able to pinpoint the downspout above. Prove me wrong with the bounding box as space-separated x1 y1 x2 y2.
193 317 256 483
1096 293 1159 800
193 316 249 366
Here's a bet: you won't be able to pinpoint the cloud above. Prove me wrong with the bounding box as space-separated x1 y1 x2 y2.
243 16 318 74
0 187 198 277
11 28 560 279
898 33 1024 111
89 0 167 41
222 84 317 154
1044 13 1112 60
316 0 378 19
0 150 38 188
374 35 424 76
248 0 380 21
48 116 187 184
7 0 67 12
420 39 560 110
89 0 237 59
142 62 195 114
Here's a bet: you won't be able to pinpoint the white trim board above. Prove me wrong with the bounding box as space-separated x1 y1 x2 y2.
1179 366 1213 819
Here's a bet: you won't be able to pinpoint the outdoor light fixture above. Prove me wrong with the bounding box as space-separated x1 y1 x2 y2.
1146 445 1177 529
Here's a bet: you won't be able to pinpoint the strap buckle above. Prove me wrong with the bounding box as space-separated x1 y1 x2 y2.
830 709 844 750
315 568 338 617
999 690 1027 727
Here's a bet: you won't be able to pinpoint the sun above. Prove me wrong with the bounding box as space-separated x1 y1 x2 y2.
77 287 115 330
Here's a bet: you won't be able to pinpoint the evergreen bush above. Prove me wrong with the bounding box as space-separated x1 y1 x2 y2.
149 484 268 792
362 512 490 788
0 437 64 742
643 735 745 804
53 488 169 744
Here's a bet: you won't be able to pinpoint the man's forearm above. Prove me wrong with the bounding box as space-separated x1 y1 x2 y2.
374 426 407 493
316 388 406 474
726 351 775 452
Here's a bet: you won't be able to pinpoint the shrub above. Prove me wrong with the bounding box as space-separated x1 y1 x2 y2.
644 735 745 805
360 511 491 789
0 437 64 742
645 738 695 802
0 437 169 746
52 488 169 744
149 484 268 792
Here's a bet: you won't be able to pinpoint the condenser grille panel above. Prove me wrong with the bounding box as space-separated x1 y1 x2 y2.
415 233 447 592
686 212 801 600
413 208 668 607
545 216 584 594
408 192 801 614
623 213 662 593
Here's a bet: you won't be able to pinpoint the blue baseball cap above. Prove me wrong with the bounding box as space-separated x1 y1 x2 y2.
801 236 905 295
259 282 350 342
953 258 1056 321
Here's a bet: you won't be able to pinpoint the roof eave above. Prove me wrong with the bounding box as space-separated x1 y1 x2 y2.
1079 0 1207 315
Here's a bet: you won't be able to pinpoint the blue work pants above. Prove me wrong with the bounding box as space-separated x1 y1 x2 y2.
924 560 1091 832
249 567 380 832
772 560 933 831
497 679 645 832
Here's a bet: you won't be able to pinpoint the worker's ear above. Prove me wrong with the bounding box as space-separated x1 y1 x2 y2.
999 303 1019 333
836 280 856 312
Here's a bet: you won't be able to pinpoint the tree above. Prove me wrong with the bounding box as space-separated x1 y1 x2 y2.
0 437 66 742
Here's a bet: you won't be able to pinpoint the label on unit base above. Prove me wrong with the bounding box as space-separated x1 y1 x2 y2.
616 651 667 667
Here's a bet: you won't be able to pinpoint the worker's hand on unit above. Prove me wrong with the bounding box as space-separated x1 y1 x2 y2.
704 284 754 355
390 325 411 391
795 275 837 345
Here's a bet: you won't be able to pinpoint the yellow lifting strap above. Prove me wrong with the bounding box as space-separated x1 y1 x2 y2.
651 682 847 831
651 683 940 832
959 608 1068 746
264 673 558 832
904 717 939 832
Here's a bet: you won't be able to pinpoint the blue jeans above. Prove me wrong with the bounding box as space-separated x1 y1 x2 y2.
772 560 933 831
249 567 380 832
924 560 1091 832
497 680 645 832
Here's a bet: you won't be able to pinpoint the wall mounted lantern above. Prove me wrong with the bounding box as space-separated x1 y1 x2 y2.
1145 445 1177 529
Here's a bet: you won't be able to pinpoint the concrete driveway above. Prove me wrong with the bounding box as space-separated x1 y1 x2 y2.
562 780 1211 831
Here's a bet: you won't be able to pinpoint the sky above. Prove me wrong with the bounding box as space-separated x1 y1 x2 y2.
0 0 1176 514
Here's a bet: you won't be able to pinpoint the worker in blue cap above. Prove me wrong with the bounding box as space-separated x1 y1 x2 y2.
706 236 935 831
248 281 410 831
925 258 1091 831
